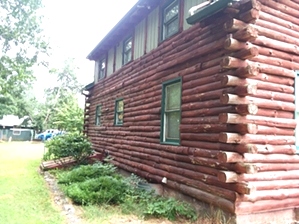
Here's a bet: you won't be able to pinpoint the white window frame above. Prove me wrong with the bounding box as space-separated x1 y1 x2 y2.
114 99 124 125
98 58 106 80
95 105 101 126
162 0 179 41
123 37 132 65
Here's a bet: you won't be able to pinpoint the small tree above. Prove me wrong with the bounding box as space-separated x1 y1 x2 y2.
43 133 93 165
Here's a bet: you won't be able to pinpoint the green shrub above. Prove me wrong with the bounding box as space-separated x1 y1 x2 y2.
64 176 127 205
144 197 198 221
56 164 198 221
43 133 93 164
58 162 117 185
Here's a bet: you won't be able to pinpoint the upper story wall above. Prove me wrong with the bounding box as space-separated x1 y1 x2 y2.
93 0 205 84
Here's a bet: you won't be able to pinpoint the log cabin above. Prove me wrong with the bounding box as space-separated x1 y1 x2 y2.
83 0 299 223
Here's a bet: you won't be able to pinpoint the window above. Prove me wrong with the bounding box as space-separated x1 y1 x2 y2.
95 105 101 125
162 0 179 41
114 99 124 125
123 37 132 65
161 78 181 144
98 58 106 80
12 130 21 135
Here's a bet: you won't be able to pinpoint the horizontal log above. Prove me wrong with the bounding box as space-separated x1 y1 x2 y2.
167 180 235 214
235 104 258 115
236 198 299 215
219 113 297 128
237 188 299 203
258 10 299 33
221 75 294 93
255 108 294 119
180 123 257 134
219 151 299 163
180 116 219 124
221 94 295 112
219 132 295 145
253 36 299 55
251 180 299 191
230 47 259 60
253 144 296 155
259 0 299 21
222 57 296 78
256 163 299 172
233 25 258 41
223 18 247 32
182 106 236 118
238 8 259 23
224 37 251 51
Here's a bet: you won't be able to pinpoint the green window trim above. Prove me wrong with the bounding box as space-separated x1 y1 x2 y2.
160 78 182 145
95 105 102 125
123 36 132 65
161 0 180 41
295 70 299 152
114 98 124 126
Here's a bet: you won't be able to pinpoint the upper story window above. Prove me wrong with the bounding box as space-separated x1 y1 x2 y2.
98 58 106 80
160 78 181 144
114 99 124 125
123 37 132 65
162 0 179 41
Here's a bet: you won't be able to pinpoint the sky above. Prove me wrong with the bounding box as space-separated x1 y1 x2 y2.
34 0 138 96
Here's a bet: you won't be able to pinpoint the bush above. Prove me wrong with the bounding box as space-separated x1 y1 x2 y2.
56 163 198 221
64 176 127 205
43 133 93 164
58 162 117 185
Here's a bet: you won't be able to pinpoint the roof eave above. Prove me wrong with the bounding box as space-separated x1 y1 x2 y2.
186 0 234 25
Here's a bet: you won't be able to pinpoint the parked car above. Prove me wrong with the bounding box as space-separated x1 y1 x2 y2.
35 129 64 141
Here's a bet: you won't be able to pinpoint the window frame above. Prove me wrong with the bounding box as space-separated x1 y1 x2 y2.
98 57 106 80
160 77 182 145
114 98 124 126
95 105 102 126
12 130 21 135
161 0 180 41
122 36 133 65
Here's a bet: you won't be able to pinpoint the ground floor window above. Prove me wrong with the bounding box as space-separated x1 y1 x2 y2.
114 99 124 125
161 78 181 144
95 105 101 125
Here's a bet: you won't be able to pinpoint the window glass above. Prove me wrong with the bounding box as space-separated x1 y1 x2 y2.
95 105 101 125
162 0 179 40
123 37 132 65
166 111 180 139
98 58 106 80
115 99 124 125
161 79 181 144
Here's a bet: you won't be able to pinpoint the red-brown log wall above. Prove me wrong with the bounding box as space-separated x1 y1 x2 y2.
84 0 299 215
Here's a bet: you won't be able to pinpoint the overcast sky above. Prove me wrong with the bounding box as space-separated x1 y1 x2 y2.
34 0 138 95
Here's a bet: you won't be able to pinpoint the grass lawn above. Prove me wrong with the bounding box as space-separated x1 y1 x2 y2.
0 142 65 224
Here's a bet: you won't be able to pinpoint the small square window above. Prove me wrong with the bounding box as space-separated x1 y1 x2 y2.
95 105 101 125
114 99 124 125
13 130 21 135
123 37 132 65
161 78 181 144
162 0 179 41
98 58 106 80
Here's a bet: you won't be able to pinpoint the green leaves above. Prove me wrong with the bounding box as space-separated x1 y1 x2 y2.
0 0 48 118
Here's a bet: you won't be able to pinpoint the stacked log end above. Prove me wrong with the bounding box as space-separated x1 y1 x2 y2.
84 0 299 216
219 0 299 215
